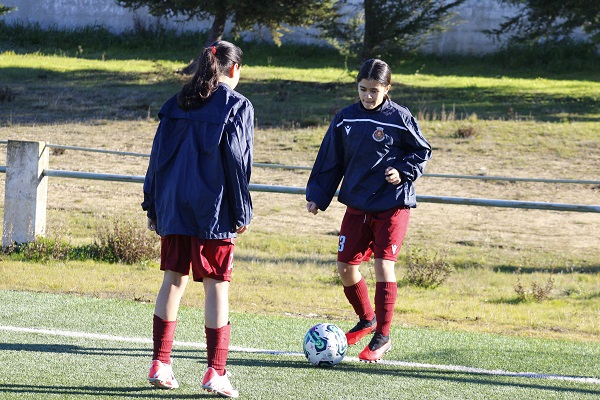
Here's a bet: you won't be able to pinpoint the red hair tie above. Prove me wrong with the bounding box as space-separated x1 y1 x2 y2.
210 46 216 55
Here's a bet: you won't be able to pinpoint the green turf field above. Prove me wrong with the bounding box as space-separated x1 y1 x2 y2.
1 290 598 399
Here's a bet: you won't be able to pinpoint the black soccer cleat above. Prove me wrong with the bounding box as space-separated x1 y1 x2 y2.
345 317 376 345
358 332 391 362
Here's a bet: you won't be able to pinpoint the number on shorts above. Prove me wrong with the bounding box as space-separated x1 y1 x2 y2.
338 235 346 252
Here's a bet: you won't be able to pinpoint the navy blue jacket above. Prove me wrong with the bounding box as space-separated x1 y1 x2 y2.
306 99 431 212
142 83 254 239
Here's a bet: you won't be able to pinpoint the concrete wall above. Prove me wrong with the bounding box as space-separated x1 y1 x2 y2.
420 0 515 54
2 0 208 33
2 0 517 54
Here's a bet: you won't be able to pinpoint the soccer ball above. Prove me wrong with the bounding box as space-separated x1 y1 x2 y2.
303 323 348 367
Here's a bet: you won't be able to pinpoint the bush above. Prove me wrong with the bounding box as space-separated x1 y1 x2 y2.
454 125 479 139
1 236 71 262
402 246 453 288
514 268 555 302
21 236 71 262
92 218 159 264
0 20 207 59
489 40 600 73
1 218 159 264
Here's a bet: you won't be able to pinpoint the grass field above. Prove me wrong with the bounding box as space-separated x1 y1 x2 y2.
0 26 599 398
2 290 599 399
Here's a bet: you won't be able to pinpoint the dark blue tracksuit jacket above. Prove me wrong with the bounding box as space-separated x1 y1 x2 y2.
142 83 254 239
306 99 431 213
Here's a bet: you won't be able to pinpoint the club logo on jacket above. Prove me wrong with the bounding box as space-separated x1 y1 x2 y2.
345 126 352 135
372 127 385 142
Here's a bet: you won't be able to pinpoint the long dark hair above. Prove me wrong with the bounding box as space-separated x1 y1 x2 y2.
177 40 244 110
357 58 392 101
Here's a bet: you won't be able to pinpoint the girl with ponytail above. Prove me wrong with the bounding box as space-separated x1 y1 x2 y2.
143 40 252 398
178 41 244 110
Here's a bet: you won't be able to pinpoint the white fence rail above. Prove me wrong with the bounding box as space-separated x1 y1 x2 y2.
41 170 600 214
2 140 600 245
4 141 599 185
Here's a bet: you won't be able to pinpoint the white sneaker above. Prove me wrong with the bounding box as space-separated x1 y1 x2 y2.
201 367 239 398
148 359 179 389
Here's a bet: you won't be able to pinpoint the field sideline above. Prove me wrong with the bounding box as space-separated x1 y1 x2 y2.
1 290 599 399
3 325 599 385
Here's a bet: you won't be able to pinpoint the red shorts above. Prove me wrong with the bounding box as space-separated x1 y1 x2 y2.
337 206 410 264
160 235 235 282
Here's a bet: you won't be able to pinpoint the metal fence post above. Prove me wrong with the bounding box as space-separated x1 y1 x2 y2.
2 140 49 246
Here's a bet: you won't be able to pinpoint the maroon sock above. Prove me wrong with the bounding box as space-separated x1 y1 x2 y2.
375 282 397 336
205 323 231 375
152 314 177 364
343 277 375 321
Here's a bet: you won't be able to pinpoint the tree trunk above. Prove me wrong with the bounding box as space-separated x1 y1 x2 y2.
205 7 227 46
180 6 228 75
361 0 377 61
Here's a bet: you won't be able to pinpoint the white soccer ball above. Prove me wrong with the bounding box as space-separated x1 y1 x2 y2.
303 323 348 367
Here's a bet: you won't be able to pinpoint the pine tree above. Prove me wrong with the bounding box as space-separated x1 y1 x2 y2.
318 0 467 60
489 0 600 44
116 0 337 73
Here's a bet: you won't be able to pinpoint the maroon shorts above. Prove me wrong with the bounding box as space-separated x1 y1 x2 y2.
337 206 410 264
160 235 235 282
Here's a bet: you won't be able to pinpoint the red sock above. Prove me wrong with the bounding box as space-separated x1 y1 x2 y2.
375 282 397 336
206 323 231 375
152 314 177 364
343 277 375 321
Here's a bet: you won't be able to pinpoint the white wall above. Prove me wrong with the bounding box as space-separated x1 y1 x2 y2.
421 0 516 54
2 0 209 33
2 0 517 54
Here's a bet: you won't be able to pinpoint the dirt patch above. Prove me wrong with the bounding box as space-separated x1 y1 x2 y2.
1 119 599 268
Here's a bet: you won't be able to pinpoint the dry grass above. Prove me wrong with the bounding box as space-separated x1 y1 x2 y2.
1 118 599 342
0 48 598 343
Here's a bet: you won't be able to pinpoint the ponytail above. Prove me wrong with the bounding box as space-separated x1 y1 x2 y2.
177 41 244 110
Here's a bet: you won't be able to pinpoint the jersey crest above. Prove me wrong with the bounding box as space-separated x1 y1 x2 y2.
372 127 385 142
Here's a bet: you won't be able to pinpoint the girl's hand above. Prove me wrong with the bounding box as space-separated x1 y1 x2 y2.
385 167 401 185
147 218 157 231
306 201 319 215
236 225 248 234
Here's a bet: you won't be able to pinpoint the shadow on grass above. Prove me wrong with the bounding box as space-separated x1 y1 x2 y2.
0 384 201 398
494 265 600 274
235 253 334 268
1 66 598 128
3 343 599 397
486 297 525 305
229 356 600 396
5 29 599 84
0 342 150 357
583 292 600 300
